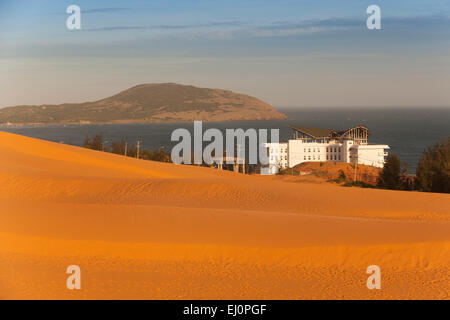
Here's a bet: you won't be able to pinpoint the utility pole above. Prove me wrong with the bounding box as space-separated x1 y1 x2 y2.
354 153 358 182
136 140 141 159
124 141 128 157
101 140 108 152
237 144 246 174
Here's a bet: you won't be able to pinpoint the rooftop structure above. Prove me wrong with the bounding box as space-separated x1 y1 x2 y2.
264 125 389 175
289 125 370 145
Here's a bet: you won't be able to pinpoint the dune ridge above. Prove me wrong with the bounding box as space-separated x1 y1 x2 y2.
0 131 449 299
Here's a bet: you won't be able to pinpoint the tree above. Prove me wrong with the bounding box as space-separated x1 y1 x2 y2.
82 135 91 149
83 134 104 151
91 135 104 151
377 154 402 190
335 169 346 183
127 144 138 158
415 137 450 194
141 149 171 162
111 139 127 155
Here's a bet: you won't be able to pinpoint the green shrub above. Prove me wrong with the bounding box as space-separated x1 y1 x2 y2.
415 137 449 193
377 154 402 190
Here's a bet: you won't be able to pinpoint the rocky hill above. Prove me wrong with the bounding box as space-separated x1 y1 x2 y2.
0 83 287 125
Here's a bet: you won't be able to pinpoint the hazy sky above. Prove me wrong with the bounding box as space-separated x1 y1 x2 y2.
0 0 449 108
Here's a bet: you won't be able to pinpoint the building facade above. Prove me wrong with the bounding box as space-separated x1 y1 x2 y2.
264 125 389 174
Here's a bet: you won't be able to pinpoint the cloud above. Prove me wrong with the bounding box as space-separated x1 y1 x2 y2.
79 14 450 42
85 26 147 32
81 8 131 14
242 18 362 38
153 21 245 29
83 21 244 32
81 18 353 37
236 15 450 38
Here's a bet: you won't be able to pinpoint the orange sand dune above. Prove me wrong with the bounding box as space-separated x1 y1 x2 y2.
0 131 449 299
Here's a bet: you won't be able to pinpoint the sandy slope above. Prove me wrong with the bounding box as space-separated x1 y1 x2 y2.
0 131 449 299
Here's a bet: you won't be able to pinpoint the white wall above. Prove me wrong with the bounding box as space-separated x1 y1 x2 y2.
266 143 288 171
352 145 389 168
288 140 346 168
266 140 389 174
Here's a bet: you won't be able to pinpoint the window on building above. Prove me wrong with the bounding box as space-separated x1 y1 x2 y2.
339 155 341 160
334 155 337 160
334 148 337 153
339 147 342 153
304 156 306 160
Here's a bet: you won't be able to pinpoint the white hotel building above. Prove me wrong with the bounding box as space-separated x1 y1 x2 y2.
264 125 389 174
